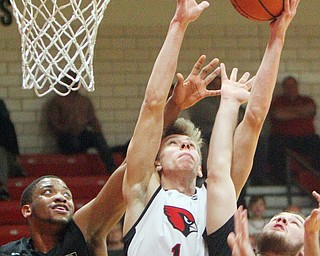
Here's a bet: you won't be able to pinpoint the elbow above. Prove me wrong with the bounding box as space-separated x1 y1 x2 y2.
245 106 268 129
143 92 166 110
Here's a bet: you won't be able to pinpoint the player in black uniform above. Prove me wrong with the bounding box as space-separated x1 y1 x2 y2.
0 163 126 255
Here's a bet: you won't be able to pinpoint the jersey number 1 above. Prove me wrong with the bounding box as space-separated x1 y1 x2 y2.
171 243 181 256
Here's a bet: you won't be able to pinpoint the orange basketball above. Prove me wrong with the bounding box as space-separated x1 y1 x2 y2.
230 0 284 21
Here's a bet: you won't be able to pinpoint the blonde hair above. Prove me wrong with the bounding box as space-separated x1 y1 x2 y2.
163 118 203 158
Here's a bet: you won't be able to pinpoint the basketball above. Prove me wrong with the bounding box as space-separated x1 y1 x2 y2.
230 0 284 21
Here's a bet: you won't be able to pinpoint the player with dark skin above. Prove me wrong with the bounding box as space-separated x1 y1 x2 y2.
0 162 126 256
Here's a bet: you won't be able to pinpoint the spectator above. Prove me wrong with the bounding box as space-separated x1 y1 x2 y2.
247 196 269 250
0 98 25 200
107 220 124 256
46 71 116 173
269 75 320 184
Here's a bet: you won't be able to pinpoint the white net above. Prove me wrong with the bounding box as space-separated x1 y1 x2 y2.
10 0 111 97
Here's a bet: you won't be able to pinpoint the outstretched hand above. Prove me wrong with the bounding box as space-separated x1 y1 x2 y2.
304 191 320 234
170 55 220 110
220 63 254 105
269 0 300 37
173 0 210 26
227 206 255 256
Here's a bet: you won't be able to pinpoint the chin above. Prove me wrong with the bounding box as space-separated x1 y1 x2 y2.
49 215 72 225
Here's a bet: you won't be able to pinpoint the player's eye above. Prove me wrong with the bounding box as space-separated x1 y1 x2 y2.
64 191 72 198
43 189 53 195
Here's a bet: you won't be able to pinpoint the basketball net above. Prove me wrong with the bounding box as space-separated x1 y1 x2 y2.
10 0 111 97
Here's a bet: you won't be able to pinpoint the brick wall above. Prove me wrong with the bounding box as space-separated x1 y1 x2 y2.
1 14 320 154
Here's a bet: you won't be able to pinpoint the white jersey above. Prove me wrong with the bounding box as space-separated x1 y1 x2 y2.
124 186 208 256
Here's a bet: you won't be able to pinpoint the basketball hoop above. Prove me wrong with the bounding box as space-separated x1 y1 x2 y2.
10 0 111 97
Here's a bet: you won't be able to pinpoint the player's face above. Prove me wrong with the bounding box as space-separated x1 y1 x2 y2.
158 134 201 173
28 178 75 224
262 212 304 248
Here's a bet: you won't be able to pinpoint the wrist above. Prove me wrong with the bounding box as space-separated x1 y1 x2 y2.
220 97 242 109
167 96 183 111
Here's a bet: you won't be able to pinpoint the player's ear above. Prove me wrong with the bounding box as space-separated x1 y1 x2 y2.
22 204 32 218
155 161 162 172
197 165 203 177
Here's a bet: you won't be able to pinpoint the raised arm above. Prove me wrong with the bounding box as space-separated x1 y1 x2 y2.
164 55 221 127
123 0 209 235
231 0 300 197
73 162 126 247
304 191 320 256
206 63 251 234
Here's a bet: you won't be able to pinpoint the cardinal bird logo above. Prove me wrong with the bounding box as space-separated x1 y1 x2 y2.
164 205 198 237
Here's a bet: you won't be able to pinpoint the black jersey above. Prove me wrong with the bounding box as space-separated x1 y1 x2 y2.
205 215 234 256
0 219 92 256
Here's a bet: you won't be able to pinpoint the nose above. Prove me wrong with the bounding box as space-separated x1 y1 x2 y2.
276 217 287 224
180 143 191 150
53 192 67 203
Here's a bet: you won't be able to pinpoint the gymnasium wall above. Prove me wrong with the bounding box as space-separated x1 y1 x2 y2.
0 0 320 154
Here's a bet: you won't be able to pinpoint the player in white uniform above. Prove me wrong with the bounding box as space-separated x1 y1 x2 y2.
125 186 207 255
122 0 213 255
122 0 254 255
123 0 301 255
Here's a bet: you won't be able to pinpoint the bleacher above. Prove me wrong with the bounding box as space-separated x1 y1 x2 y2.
0 151 126 245
245 149 320 219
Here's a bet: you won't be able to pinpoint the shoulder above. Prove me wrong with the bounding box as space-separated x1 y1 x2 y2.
300 95 315 103
0 237 30 254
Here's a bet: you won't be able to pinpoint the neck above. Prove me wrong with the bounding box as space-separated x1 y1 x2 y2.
161 176 196 196
107 241 124 250
29 222 66 253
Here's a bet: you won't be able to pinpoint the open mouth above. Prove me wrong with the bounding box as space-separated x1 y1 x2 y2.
52 204 69 213
272 224 285 231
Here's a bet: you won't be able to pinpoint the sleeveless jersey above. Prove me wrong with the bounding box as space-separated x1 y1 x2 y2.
0 219 92 256
124 186 208 256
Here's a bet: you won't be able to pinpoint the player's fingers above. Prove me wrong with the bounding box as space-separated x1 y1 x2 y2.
234 206 242 234
312 191 320 204
204 67 221 86
241 209 249 238
190 55 206 75
220 63 228 81
200 58 220 79
238 72 251 84
175 73 185 87
245 76 255 90
227 232 236 250
205 89 221 98
198 1 210 11
230 67 238 81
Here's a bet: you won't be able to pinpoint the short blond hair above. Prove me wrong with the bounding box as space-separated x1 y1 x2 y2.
163 118 203 158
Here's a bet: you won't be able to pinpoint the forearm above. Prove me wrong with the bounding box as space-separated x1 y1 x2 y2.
247 36 284 122
126 19 189 185
164 96 182 127
206 99 240 234
304 231 320 256
208 99 240 175
144 21 188 107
